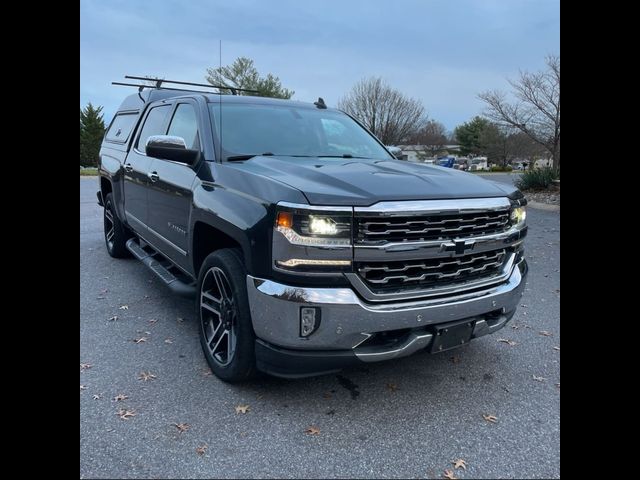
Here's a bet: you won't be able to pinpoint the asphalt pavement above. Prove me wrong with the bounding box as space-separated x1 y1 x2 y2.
80 175 560 479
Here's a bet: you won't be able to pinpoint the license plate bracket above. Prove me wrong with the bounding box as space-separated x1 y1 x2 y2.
430 319 475 353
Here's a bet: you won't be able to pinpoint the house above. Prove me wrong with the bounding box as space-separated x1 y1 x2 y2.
397 144 461 162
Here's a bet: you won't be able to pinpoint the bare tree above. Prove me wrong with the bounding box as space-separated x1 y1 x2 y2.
408 120 448 156
478 55 560 170
338 77 426 145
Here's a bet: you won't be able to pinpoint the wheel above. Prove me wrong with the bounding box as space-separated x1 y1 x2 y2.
197 248 256 382
103 192 131 258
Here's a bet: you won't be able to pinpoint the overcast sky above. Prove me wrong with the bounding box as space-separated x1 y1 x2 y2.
80 0 559 130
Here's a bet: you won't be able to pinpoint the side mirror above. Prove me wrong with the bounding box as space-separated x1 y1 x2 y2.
145 135 200 165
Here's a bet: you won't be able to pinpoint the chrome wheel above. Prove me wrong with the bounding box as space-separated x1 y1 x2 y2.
104 203 115 251
200 267 237 366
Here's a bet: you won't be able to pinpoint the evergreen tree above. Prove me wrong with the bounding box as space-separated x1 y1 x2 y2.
80 103 105 167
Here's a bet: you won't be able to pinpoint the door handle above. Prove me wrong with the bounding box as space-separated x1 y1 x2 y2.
148 171 159 182
124 163 133 172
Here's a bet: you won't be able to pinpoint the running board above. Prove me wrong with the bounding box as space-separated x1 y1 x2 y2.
126 238 196 298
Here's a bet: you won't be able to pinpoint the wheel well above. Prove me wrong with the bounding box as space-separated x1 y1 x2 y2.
192 222 243 275
101 177 112 198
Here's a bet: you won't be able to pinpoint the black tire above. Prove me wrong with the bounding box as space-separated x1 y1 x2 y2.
103 193 132 258
196 248 256 382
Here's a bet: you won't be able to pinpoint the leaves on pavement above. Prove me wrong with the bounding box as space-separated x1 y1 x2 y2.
80 385 87 391
108 315 119 322
164 338 173 344
116 408 136 420
80 363 93 371
304 426 320 435
177 317 184 323
497 338 517 346
555 383 560 389
539 330 553 337
148 318 158 324
119 305 129 310
133 337 148 344
196 444 208 455
114 394 129 402
553 346 560 351
235 405 250 414
443 469 458 479
452 459 467 470
93 393 102 400
386 383 398 392
173 422 190 433
450 356 461 363
138 371 157 381
532 375 546 382
482 414 498 423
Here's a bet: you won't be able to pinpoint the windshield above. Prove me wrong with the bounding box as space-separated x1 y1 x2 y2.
209 103 393 161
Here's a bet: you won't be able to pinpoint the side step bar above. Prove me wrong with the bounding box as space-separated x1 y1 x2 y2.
126 238 196 298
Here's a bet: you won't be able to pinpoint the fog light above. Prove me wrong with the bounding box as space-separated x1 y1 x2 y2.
300 307 321 337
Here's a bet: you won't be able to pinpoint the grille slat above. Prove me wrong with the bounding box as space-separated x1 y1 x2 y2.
356 249 508 292
356 210 510 244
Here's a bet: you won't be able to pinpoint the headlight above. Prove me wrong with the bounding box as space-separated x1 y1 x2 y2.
273 205 352 274
510 206 527 227
276 211 351 247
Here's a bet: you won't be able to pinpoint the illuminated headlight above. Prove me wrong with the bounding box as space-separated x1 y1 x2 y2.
276 211 351 247
510 206 527 227
309 216 338 235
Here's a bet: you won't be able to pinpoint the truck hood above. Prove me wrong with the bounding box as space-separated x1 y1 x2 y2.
226 156 517 206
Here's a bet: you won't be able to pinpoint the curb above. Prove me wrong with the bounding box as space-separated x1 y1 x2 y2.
527 201 560 212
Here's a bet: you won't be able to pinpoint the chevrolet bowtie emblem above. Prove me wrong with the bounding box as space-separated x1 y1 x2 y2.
441 239 476 255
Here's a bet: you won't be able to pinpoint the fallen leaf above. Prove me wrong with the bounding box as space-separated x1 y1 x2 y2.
555 383 560 389
116 409 136 420
522 311 528 316
177 317 184 323
497 338 517 346
533 375 546 382
520 304 528 308
450 356 460 363
138 371 157 381
100 289 108 294
482 414 498 423
119 305 129 310
511 324 520 330
93 393 102 400
148 319 158 324
235 405 250 414
452 459 467 470
304 426 320 435
80 363 93 371
386 383 398 391
133 337 148 344
539 330 553 337
173 422 190 433
322 392 331 399
443 469 458 479
108 315 118 322
164 338 173 344
195 445 208 456
80 385 87 391
114 394 128 402
202 370 213 377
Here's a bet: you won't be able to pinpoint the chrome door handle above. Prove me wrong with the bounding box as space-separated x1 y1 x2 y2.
124 163 133 172
148 172 159 182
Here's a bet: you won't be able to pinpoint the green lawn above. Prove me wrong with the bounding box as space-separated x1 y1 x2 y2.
80 168 99 176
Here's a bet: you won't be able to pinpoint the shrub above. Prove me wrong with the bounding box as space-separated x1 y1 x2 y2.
490 165 513 172
515 167 558 190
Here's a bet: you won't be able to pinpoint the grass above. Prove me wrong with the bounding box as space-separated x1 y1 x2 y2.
80 167 98 176
515 167 559 190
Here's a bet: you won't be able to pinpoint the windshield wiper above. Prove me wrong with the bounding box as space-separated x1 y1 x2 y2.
318 154 373 159
226 152 274 161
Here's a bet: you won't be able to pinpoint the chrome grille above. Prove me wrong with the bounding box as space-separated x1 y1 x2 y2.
355 210 510 244
356 249 508 292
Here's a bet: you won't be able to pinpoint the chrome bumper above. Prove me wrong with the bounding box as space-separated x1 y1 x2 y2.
247 259 527 359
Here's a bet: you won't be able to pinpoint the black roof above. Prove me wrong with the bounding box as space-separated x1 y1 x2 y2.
116 88 335 113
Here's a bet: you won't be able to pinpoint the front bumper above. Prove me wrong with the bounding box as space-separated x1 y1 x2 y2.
247 258 527 378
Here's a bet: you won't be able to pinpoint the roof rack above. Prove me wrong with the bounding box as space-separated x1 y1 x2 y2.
111 75 260 96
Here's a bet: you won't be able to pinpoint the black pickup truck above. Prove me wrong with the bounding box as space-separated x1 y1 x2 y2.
97 81 528 382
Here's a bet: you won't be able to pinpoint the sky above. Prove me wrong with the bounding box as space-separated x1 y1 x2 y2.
80 0 559 131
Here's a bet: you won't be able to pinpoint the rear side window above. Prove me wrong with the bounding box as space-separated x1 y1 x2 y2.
136 105 171 152
105 113 138 143
167 104 200 150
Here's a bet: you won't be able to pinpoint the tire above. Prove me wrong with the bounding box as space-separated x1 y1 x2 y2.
196 248 257 382
103 193 132 258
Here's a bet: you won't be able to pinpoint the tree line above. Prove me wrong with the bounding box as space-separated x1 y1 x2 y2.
81 55 559 171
